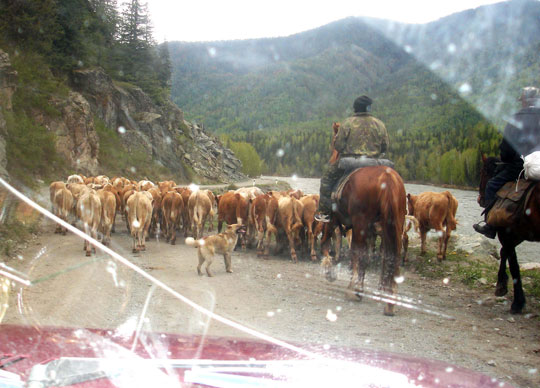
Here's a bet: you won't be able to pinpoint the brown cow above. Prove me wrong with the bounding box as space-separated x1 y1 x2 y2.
203 189 218 232
126 191 153 253
299 194 320 261
97 189 116 246
250 193 270 256
267 195 304 263
175 187 192 237
77 190 102 256
49 181 66 214
188 190 213 240
407 191 458 261
147 187 163 238
161 190 184 244
52 186 73 235
217 191 250 249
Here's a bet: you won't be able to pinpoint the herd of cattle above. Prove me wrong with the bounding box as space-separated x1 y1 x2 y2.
48 174 459 266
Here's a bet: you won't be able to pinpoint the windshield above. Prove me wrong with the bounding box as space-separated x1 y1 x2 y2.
0 1 539 387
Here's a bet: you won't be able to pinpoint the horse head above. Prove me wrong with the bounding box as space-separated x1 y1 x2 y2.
329 122 341 164
478 154 500 207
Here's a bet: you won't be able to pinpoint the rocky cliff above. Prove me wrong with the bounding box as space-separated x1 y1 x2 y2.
0 49 244 183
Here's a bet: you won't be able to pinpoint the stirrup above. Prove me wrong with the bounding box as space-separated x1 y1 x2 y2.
315 213 331 223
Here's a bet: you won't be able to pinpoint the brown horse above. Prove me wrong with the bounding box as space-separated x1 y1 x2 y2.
478 154 540 314
320 165 407 316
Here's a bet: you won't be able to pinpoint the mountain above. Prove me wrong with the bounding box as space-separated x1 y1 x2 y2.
362 0 540 127
168 17 501 184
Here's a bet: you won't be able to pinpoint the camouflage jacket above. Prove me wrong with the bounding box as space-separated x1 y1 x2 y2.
333 112 389 159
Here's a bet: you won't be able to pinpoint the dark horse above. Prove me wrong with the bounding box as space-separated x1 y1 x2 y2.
478 154 540 314
320 165 407 316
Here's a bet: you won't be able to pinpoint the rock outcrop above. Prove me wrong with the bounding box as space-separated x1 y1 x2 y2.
0 50 244 183
70 68 244 182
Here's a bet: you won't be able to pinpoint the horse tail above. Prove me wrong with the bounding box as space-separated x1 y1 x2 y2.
379 170 406 262
443 191 458 231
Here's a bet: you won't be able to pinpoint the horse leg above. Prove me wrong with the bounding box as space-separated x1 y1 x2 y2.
320 223 337 282
345 225 368 301
505 245 525 314
495 247 509 297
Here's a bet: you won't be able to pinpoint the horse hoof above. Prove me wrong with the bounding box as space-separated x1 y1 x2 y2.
384 304 395 316
345 288 362 301
510 302 525 314
495 284 508 297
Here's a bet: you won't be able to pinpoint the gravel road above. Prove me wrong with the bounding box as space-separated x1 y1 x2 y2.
1 178 539 387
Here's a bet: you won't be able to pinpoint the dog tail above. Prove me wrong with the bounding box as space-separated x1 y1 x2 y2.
185 237 201 248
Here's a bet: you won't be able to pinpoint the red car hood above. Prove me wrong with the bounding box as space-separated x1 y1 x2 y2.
0 324 507 388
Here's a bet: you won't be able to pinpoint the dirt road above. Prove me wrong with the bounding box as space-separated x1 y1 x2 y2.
1 178 539 387
2 218 539 387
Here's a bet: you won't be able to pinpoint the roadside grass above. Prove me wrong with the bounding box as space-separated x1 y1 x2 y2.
0 191 42 259
405 238 540 312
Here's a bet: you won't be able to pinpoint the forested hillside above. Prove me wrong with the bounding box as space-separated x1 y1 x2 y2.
0 0 248 186
169 17 502 185
363 0 540 129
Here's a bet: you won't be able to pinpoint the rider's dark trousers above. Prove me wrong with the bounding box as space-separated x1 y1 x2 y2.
319 162 343 214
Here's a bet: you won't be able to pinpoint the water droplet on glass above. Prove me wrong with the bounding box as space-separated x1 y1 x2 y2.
165 136 171 144
528 368 537 375
411 318 417 324
292 174 298 181
364 339 371 344
276 273 282 279
525 208 531 216
443 278 449 284
118 126 126 134
380 182 387 189
304 273 311 278
276 149 284 157
326 309 337 322
447 43 456 53
404 45 412 53
431 93 437 100
273 53 280 61
437 230 444 237
276 309 282 313
266 311 275 317
336 306 342 311
394 275 405 284
323 344 330 350
189 183 199 192
17 27 23 34
208 47 217 57
130 166 136 173
77 60 84 67
132 220 140 228
445 367 454 373
258 124 263 130
459 83 472 94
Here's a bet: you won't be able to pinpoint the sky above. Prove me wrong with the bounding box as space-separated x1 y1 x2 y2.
146 0 505 43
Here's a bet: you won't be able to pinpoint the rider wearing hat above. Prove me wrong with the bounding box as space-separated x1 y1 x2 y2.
474 86 540 238
316 95 389 222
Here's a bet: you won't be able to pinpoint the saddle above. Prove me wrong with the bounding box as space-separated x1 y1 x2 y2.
486 179 536 228
330 157 394 226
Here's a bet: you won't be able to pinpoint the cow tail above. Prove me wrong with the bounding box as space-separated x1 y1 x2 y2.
444 191 458 230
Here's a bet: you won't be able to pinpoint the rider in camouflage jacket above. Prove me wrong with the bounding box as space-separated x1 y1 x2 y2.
317 95 389 221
